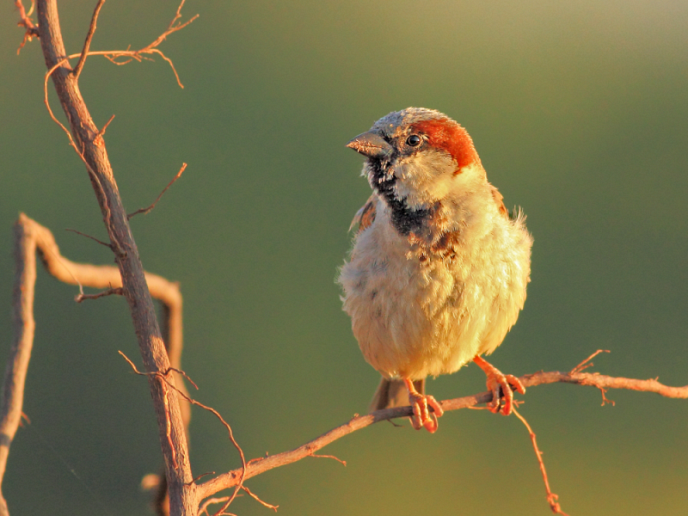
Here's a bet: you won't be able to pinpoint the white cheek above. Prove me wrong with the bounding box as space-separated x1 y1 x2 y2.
393 150 457 208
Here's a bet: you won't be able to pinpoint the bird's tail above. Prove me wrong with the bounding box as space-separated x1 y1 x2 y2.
369 377 425 412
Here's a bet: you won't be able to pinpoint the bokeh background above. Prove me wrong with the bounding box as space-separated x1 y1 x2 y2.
1 1 687 514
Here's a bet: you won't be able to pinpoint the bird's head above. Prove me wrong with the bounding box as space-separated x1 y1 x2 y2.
347 108 483 212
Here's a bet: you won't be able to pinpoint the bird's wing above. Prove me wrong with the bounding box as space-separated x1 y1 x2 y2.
349 194 377 234
490 185 509 218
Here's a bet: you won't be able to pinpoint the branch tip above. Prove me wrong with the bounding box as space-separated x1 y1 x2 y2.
73 0 107 79
128 163 187 219
512 407 570 516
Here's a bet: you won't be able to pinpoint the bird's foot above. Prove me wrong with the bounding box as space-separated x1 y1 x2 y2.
403 378 444 433
473 356 525 416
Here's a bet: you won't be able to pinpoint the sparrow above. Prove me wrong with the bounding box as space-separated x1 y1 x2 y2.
338 108 532 433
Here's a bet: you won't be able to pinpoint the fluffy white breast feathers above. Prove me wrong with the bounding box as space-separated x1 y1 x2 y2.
338 107 533 433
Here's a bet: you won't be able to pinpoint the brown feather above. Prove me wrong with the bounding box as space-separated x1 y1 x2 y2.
490 185 509 218
349 195 377 234
369 377 425 412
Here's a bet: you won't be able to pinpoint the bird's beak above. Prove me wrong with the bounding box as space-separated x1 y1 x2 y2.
346 131 393 159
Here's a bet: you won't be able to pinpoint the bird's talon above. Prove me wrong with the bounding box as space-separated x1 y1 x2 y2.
473 356 524 416
405 379 442 433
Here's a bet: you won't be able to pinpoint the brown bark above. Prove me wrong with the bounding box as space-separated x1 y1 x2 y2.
0 215 190 514
196 369 688 500
34 1 196 513
0 222 37 516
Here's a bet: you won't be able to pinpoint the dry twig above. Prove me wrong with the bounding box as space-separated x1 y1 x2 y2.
128 163 187 219
0 212 190 515
30 0 198 510
75 285 124 303
15 0 39 53
196 367 688 501
512 407 569 516
117 352 249 514
73 0 106 78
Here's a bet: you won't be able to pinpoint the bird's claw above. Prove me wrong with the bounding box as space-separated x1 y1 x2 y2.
404 379 444 433
409 393 443 432
473 356 525 416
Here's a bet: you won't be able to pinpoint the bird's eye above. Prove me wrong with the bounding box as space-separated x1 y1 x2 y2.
406 134 422 147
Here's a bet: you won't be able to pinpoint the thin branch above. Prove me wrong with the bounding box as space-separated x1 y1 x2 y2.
513 407 569 516
94 114 115 147
65 228 112 249
196 368 688 501
239 485 278 512
75 286 124 303
128 163 187 219
15 0 39 54
0 214 188 515
43 3 199 88
570 349 609 374
20 1 198 513
117 352 248 513
309 453 347 466
199 498 231 516
0 219 38 516
73 0 107 79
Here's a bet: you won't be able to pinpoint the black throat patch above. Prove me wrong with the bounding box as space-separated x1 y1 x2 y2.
368 159 432 236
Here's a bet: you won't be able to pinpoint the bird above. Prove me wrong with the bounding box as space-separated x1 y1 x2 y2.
338 107 532 433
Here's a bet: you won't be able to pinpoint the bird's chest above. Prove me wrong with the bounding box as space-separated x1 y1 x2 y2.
339 203 519 378
348 219 474 324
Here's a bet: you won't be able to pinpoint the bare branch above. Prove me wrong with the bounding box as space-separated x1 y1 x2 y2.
128 163 187 219
46 1 199 89
118 351 248 514
73 0 107 79
65 228 112 249
513 407 569 516
75 286 124 303
570 349 610 374
239 485 277 512
196 368 688 501
14 0 39 54
93 114 115 147
0 214 188 514
0 219 38 515
309 453 346 466
199 497 231 516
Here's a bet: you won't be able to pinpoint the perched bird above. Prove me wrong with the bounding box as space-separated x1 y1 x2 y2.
338 108 532 432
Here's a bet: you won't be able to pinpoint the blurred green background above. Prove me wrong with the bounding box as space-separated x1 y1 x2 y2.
1 0 687 514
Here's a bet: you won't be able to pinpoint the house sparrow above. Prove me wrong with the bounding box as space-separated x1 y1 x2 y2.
338 108 532 433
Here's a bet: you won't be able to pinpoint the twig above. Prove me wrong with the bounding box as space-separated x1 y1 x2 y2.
198 497 231 516
570 349 609 374
117 352 248 513
65 228 112 249
196 368 688 500
43 61 126 257
512 407 569 516
20 0 198 513
93 114 115 147
40 3 199 88
73 0 107 79
128 163 187 219
309 453 347 466
15 0 39 53
190 472 216 485
75 286 124 303
0 214 189 515
0 219 38 515
239 485 278 512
